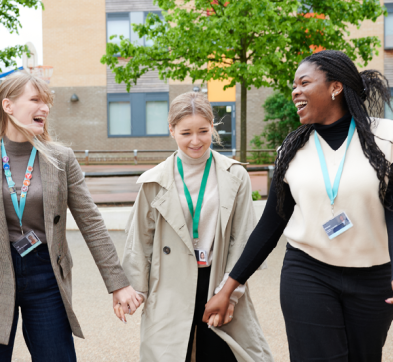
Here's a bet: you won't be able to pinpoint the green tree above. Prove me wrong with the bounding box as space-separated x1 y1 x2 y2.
0 0 43 72
262 92 301 149
101 0 386 162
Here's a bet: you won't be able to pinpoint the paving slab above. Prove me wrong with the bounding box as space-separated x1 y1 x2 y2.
11 231 392 361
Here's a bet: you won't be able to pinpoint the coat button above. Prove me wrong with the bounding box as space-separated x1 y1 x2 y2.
163 246 171 255
54 215 61 224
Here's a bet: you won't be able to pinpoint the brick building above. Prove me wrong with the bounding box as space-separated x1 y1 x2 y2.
41 0 390 157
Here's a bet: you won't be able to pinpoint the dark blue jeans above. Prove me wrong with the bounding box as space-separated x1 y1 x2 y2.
281 243 393 362
0 243 77 362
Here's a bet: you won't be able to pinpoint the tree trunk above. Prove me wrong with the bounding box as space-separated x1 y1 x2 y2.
240 80 247 164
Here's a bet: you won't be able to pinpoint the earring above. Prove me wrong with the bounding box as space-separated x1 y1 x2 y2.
332 93 335 101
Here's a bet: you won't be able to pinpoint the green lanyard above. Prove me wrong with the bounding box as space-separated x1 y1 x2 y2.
177 151 213 244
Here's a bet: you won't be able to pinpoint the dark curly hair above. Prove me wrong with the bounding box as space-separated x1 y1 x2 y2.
274 50 393 217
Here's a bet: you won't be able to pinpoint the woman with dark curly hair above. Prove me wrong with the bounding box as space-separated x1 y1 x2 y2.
203 50 393 362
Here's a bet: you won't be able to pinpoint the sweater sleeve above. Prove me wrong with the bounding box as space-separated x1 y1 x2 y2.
214 273 246 305
229 179 296 284
384 181 393 282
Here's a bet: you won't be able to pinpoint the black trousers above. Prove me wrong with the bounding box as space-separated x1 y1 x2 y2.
185 266 237 362
281 244 393 362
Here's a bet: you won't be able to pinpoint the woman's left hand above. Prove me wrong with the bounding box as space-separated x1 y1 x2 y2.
207 303 235 327
386 281 393 304
113 285 144 323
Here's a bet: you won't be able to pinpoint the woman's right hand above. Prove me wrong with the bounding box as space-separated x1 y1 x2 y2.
203 291 231 327
203 276 240 327
207 302 235 327
113 285 144 323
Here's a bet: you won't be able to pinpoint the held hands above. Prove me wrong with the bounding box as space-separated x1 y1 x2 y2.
113 285 144 323
202 291 231 327
207 303 235 327
385 281 393 305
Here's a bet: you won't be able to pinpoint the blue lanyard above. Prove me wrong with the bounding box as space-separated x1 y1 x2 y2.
1 139 37 234
314 118 356 211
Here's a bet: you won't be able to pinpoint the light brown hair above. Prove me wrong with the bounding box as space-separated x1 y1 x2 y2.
168 91 221 144
0 72 60 166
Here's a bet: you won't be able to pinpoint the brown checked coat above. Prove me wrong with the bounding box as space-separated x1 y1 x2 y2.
122 151 274 362
0 144 130 345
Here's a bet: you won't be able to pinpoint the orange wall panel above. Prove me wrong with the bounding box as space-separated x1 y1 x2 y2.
207 79 236 102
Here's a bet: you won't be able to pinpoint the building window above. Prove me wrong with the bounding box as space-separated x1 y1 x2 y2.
146 101 168 135
107 93 169 137
107 11 163 47
109 101 131 136
107 13 130 44
385 4 393 49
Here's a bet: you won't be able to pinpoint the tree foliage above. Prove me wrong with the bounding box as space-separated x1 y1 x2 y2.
261 92 301 149
101 0 386 161
0 0 43 72
249 93 300 163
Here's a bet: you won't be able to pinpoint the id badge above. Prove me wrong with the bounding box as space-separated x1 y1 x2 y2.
12 230 42 257
194 249 208 265
322 212 353 240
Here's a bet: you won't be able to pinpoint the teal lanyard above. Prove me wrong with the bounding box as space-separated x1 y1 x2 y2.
1 139 37 234
177 151 213 242
314 118 356 214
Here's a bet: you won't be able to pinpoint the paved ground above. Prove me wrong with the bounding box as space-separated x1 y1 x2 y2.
81 165 268 204
12 231 393 361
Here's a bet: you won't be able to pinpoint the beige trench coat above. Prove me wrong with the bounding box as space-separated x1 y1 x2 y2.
0 144 130 345
122 150 274 362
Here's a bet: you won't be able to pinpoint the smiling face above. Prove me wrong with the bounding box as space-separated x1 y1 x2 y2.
169 114 213 159
2 81 49 139
292 61 345 125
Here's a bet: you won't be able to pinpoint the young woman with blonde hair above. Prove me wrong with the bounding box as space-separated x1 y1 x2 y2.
0 72 141 361
121 91 274 362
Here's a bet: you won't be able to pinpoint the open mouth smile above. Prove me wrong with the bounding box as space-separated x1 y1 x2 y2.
295 101 307 113
295 101 308 114
33 116 45 125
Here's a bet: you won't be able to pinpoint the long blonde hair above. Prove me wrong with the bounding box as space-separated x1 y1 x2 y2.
168 92 222 145
0 72 60 167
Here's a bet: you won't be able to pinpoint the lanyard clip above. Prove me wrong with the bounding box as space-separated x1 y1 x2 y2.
20 225 24 235
331 204 334 217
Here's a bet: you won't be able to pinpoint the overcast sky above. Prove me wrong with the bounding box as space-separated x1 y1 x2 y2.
0 5 43 73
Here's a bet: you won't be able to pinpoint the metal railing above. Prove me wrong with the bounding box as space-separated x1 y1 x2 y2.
83 165 275 194
74 149 276 165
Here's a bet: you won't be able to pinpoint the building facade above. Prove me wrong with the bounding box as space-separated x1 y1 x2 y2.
41 0 389 157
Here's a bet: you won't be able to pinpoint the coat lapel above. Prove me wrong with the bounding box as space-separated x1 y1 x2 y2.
39 153 58 249
214 153 242 238
152 183 195 255
144 153 194 254
141 151 243 254
0 165 11 259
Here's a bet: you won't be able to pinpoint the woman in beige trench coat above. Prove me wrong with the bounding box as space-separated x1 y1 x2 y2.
122 92 274 362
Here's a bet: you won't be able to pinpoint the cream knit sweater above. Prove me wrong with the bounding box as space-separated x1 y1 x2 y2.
284 118 393 267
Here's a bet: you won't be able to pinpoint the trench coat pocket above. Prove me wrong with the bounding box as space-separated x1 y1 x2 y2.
59 253 73 279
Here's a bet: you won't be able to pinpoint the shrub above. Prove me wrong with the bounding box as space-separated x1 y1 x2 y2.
249 92 301 164
252 191 262 201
